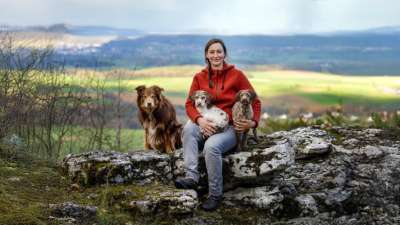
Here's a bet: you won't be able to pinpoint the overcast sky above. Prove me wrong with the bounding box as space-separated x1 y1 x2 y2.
0 0 399 34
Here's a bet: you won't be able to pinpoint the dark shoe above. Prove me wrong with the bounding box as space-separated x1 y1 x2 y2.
174 177 198 190
201 195 223 211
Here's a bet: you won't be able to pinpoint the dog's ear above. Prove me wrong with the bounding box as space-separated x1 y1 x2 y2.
189 92 196 102
206 92 213 108
206 99 212 109
235 90 242 102
135 85 146 96
249 90 257 101
151 85 164 96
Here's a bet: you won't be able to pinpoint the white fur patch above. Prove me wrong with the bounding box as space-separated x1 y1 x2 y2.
147 125 158 149
197 106 229 131
192 90 229 132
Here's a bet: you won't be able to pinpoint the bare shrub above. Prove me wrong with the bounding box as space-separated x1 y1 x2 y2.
0 32 111 159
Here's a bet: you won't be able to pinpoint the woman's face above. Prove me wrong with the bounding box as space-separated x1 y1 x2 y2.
206 43 225 69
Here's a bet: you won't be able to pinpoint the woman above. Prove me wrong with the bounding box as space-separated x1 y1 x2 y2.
175 38 261 211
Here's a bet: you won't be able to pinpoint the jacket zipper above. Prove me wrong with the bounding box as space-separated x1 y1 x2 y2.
215 72 219 99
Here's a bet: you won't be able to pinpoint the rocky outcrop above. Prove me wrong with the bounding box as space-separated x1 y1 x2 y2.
61 126 400 224
63 136 297 190
268 127 334 159
172 138 295 191
128 189 198 215
63 150 172 185
224 186 284 214
49 202 97 225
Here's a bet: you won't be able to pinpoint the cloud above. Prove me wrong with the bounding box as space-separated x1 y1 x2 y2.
0 0 399 34
187 0 320 34
314 0 400 31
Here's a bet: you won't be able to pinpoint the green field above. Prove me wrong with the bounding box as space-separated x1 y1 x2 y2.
66 66 400 111
57 127 144 156
43 66 400 157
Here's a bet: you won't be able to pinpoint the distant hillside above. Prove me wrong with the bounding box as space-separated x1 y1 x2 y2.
362 26 400 35
84 33 400 75
2 24 400 75
1 23 143 37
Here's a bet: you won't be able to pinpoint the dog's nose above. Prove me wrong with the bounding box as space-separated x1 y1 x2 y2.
147 102 152 107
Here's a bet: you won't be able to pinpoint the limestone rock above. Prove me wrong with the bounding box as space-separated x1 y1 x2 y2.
223 139 295 189
295 194 319 217
267 127 334 159
49 202 97 224
62 150 171 186
224 186 284 214
225 140 294 178
128 189 198 215
60 126 400 225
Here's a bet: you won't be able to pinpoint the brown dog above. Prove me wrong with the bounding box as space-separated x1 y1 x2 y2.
135 85 182 153
232 89 258 151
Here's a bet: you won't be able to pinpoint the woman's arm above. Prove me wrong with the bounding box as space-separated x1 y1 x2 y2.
185 76 202 123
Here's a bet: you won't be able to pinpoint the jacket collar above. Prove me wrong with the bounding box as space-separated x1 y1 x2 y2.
202 61 234 75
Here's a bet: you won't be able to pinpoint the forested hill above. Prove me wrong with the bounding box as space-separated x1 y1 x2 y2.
4 24 400 75
60 32 400 75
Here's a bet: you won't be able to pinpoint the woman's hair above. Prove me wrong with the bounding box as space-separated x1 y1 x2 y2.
204 38 227 88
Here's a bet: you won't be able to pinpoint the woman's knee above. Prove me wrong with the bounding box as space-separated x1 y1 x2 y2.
203 141 221 156
204 129 236 155
183 121 201 140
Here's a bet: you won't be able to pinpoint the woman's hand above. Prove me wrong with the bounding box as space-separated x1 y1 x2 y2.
234 119 256 132
197 117 217 137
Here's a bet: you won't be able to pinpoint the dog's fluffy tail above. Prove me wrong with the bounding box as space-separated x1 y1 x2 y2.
167 122 183 150
174 123 183 149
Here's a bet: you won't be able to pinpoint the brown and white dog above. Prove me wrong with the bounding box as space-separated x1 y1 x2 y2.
232 89 258 151
135 85 182 153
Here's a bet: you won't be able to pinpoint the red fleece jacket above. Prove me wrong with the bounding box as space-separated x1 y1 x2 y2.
185 63 262 127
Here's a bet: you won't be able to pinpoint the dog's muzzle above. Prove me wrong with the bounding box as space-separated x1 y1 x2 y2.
142 103 155 112
241 99 250 105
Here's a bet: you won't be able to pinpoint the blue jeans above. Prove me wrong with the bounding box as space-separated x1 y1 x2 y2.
182 120 237 197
